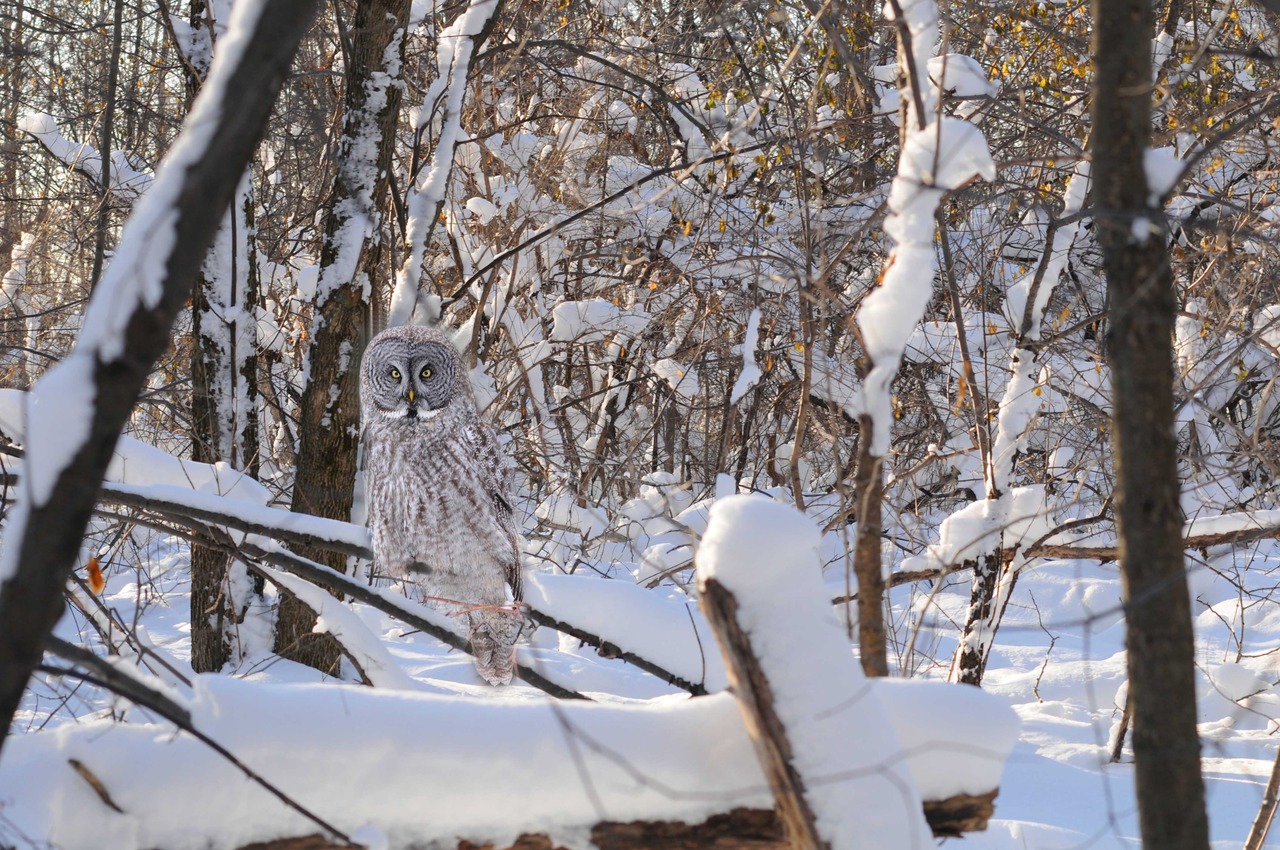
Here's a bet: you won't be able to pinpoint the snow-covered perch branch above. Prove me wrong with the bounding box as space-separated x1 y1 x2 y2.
0 0 323 756
98 480 374 559
0 427 698 699
78 496 590 701
84 476 698 697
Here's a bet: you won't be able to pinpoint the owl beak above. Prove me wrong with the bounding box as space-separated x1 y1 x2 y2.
406 386 416 404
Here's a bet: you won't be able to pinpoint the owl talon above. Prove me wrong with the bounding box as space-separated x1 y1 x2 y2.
468 622 517 686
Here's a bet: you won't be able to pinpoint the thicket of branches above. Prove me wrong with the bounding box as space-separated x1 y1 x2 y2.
5 0 1280 736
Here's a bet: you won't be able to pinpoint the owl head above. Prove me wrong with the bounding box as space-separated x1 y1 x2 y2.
360 325 471 424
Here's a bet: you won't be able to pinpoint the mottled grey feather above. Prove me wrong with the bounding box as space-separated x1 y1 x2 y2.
360 324 523 685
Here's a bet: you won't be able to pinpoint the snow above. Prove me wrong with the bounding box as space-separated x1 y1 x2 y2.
0 682 764 850
850 1 999 457
259 566 420 690
873 678 1020 799
930 485 1052 568
896 117 998 192
18 112 153 198
697 495 933 850
0 388 274 505
464 195 499 224
652 357 700 399
549 298 650 343
0 642 1023 850
1145 146 1183 204
928 54 999 98
388 0 501 326
730 308 763 403
20 357 96 507
524 573 727 691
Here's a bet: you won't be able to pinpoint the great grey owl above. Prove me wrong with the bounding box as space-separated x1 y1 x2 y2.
360 324 524 685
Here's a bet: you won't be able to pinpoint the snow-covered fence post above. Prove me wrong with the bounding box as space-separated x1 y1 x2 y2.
697 495 931 850
0 0 321 756
850 0 994 676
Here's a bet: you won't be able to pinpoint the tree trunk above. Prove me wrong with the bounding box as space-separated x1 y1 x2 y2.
183 2 263 674
275 0 411 672
1092 2 1210 848
852 414 887 677
0 0 24 274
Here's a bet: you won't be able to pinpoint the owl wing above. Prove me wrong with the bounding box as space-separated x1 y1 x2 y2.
465 417 523 600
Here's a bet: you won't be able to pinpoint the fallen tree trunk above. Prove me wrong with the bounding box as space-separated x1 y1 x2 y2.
238 796 1000 850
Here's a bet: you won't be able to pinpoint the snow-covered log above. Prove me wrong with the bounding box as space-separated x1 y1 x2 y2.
0 0 322 755
1 670 1018 849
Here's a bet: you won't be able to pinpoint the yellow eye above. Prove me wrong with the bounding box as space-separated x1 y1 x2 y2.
421 366 433 380
389 366 401 380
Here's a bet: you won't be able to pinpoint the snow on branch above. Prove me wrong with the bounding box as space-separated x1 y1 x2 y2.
19 112 154 200
0 0 323 754
524 573 726 696
990 160 1092 496
387 0 500 326
99 480 373 558
855 2 995 455
256 565 421 691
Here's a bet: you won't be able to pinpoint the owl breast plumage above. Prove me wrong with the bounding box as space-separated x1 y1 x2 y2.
359 324 523 685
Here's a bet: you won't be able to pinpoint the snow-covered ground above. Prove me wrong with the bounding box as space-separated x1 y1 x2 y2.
1 485 1278 849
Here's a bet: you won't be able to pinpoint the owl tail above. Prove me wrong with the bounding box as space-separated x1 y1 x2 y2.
468 610 522 686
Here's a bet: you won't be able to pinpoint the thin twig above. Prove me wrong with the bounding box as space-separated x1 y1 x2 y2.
41 637 358 847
